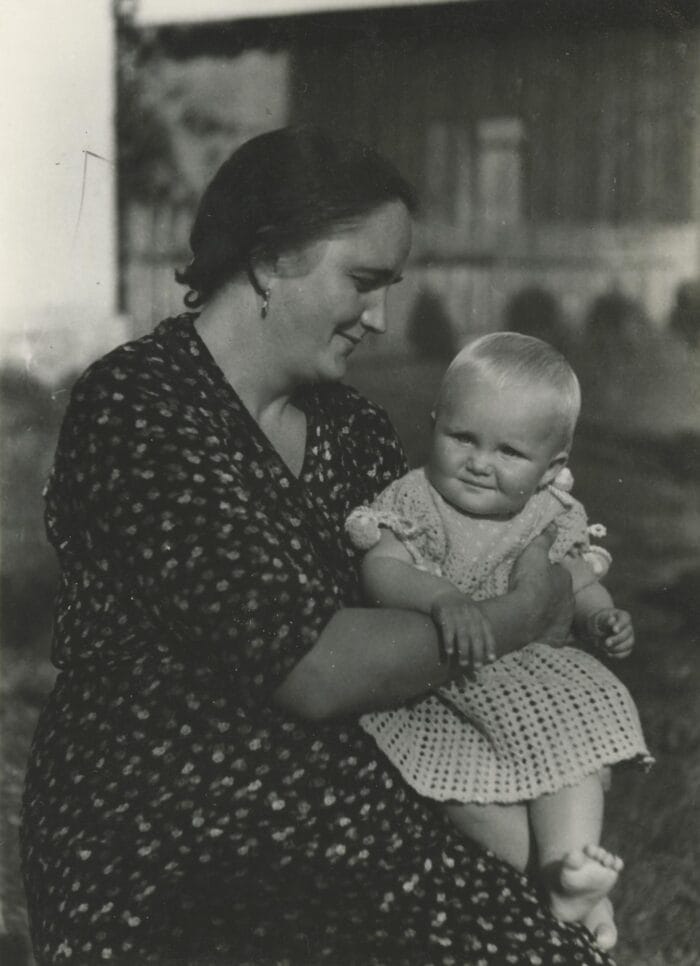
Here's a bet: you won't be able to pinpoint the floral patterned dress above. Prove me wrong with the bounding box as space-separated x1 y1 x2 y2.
21 314 614 965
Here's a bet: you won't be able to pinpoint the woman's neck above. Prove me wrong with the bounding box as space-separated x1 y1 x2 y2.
194 281 308 477
194 281 297 421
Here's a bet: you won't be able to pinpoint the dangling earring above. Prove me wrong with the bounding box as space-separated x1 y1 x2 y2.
261 289 271 319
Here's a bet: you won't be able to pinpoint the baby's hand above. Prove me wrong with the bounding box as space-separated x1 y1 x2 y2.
430 591 496 677
588 608 635 659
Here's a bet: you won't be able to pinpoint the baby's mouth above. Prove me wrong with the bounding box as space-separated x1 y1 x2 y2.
461 479 494 491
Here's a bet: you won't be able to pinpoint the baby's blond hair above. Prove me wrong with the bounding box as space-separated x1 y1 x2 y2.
438 332 581 448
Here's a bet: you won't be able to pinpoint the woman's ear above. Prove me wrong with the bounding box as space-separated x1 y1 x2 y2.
248 253 277 296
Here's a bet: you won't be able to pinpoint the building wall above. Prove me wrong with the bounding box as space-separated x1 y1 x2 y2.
120 3 700 344
294 7 699 225
291 6 699 347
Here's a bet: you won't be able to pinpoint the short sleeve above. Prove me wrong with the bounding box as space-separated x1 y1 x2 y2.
345 469 446 571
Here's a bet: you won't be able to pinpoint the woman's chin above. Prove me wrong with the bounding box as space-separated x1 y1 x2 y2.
318 354 351 382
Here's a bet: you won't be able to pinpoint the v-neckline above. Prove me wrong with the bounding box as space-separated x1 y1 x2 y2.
172 313 316 485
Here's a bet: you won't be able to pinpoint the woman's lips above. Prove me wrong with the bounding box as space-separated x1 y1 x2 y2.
337 332 362 352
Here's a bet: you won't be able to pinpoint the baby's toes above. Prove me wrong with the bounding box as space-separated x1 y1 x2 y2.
583 844 623 871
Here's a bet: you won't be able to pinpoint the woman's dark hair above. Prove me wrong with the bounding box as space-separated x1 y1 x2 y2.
175 125 418 308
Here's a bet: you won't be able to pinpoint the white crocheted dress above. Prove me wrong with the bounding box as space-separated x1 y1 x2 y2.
347 468 653 804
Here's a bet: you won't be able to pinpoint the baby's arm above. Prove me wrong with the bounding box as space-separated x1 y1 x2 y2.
362 530 495 673
573 578 635 660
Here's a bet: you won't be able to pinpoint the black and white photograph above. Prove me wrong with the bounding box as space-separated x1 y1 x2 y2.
2 2 699 964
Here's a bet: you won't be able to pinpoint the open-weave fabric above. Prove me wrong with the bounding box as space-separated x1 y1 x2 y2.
348 469 653 804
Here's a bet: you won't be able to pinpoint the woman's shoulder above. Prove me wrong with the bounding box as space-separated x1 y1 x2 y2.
69 318 187 410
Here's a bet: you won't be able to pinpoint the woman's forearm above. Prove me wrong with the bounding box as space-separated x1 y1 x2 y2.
273 580 565 722
275 539 575 722
273 607 452 721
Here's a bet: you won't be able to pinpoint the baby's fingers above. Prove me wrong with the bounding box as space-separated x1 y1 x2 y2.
604 611 634 657
475 616 497 670
605 631 635 658
463 613 496 676
439 617 471 669
433 615 458 665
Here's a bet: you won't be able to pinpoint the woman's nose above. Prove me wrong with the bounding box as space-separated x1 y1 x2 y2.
361 291 388 334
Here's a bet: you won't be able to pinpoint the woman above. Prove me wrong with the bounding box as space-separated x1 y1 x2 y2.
21 126 611 965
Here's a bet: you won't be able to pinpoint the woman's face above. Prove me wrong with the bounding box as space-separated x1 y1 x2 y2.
266 201 413 383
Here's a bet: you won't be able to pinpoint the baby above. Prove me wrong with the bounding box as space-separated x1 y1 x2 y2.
347 332 652 950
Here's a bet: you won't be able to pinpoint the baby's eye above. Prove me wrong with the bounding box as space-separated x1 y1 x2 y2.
500 445 526 459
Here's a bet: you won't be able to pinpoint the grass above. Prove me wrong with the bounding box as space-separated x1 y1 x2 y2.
2 348 700 965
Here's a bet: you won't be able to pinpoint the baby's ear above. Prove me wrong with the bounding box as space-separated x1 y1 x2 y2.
540 451 569 487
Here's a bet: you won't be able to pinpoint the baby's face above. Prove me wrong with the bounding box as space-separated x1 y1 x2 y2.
426 370 567 517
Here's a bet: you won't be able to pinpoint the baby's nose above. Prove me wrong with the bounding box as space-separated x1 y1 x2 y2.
466 449 491 473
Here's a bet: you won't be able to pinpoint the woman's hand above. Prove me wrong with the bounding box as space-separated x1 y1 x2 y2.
430 591 496 676
508 530 575 647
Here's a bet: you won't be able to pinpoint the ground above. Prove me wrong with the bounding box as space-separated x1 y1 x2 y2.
2 348 700 965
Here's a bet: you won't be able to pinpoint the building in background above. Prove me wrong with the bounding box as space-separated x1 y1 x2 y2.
121 0 700 353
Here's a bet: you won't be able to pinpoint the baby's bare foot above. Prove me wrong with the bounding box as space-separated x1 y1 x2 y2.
584 897 618 951
548 844 623 927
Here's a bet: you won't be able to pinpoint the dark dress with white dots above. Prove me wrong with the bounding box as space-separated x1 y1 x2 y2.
21 315 614 965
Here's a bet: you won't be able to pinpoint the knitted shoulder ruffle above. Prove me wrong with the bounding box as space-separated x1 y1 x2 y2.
345 469 447 572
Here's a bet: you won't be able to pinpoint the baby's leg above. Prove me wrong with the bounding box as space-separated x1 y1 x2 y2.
443 801 530 872
530 773 622 950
